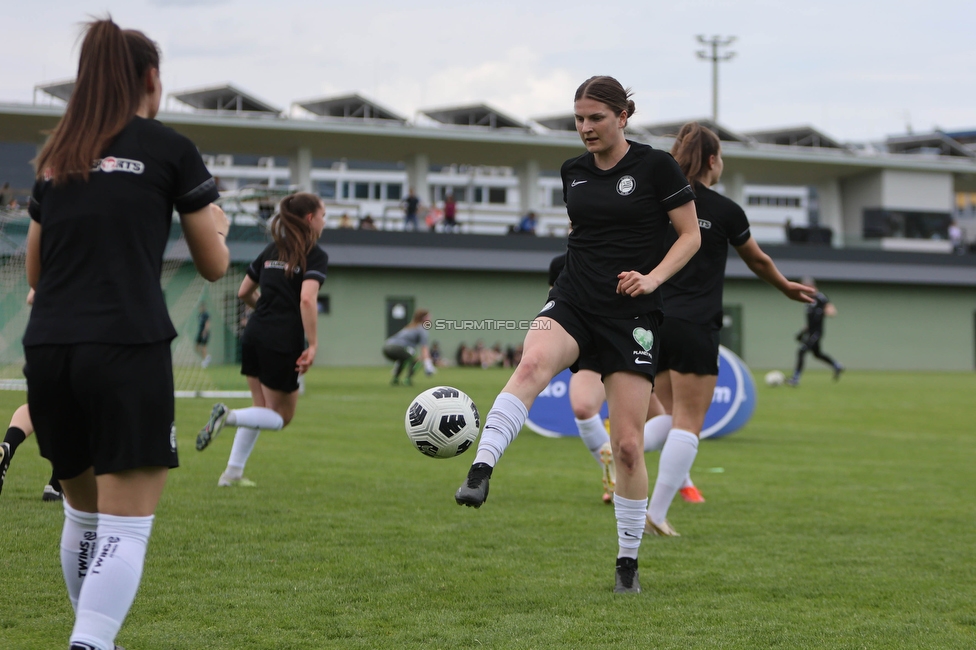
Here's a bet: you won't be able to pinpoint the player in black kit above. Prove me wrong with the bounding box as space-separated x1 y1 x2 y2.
454 76 701 594
788 277 843 386
197 192 328 487
26 19 229 650
642 122 815 536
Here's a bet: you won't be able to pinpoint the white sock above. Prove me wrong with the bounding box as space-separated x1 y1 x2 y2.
575 415 609 464
473 392 528 467
61 502 99 613
225 427 260 477
682 475 695 489
613 494 647 559
226 407 283 430
648 429 699 525
70 514 154 650
643 414 672 452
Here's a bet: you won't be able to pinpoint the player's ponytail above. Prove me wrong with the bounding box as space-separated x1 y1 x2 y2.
575 76 636 123
35 17 160 184
271 192 322 278
670 121 721 186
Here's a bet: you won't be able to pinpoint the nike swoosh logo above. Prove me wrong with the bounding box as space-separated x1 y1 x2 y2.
634 359 653 365
571 180 587 187
623 531 641 539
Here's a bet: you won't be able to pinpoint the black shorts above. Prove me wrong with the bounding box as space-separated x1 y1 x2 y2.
196 333 210 345
657 317 720 376
24 341 178 480
241 342 301 393
539 298 660 382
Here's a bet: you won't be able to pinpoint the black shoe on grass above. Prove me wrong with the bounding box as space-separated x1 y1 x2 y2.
455 462 493 507
0 442 10 497
196 403 228 451
614 557 641 594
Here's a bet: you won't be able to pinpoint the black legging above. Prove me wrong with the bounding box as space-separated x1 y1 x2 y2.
794 332 838 376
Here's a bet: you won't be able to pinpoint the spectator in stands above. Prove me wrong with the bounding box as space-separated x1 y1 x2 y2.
430 341 445 367
456 342 469 367
358 214 377 230
949 219 965 254
516 211 538 235
504 343 523 368
443 192 458 233
425 205 443 232
337 213 353 229
402 187 420 231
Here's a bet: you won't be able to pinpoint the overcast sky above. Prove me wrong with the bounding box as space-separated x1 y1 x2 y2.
2 0 973 143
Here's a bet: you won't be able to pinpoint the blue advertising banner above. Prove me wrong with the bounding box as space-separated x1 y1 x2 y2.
524 346 756 440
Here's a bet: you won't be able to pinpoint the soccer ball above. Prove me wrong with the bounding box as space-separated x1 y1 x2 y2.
404 386 480 459
764 370 786 387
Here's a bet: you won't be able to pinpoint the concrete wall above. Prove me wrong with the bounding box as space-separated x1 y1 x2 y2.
724 278 976 371
882 170 954 212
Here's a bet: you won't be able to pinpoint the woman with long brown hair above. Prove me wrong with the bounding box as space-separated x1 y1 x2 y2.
454 76 701 593
25 18 229 650
642 122 814 536
197 192 328 487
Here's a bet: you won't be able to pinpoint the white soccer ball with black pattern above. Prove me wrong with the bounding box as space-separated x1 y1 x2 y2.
404 386 480 459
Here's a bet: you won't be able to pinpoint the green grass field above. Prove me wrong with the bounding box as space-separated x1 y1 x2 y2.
2 367 975 649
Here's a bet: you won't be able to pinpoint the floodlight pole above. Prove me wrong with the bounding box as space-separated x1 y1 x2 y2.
697 35 736 123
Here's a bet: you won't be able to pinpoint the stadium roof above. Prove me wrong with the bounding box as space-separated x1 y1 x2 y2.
295 93 406 124
170 84 281 115
34 79 75 103
643 119 751 143
532 114 576 132
3 102 976 191
745 126 846 149
886 131 976 158
419 103 528 130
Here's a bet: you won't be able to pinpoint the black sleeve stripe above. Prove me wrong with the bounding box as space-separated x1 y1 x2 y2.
660 185 696 212
176 178 217 205
662 185 692 203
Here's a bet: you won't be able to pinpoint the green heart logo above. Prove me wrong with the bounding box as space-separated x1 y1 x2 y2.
633 328 654 352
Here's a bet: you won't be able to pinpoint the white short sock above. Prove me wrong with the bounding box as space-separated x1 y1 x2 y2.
226 427 260 475
61 502 99 613
575 415 609 464
473 392 528 467
613 493 647 559
71 513 154 650
643 414 672 452
648 429 699 525
226 407 284 430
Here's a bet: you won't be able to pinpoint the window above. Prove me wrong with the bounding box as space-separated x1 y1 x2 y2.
354 182 370 199
342 182 350 199
315 180 336 199
551 188 565 207
488 187 507 204
386 183 402 201
474 187 484 203
373 183 382 200
451 186 467 202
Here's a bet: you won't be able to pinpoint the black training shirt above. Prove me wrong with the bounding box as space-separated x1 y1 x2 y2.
241 243 329 353
660 183 751 327
806 292 830 334
25 116 218 346
553 141 694 318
